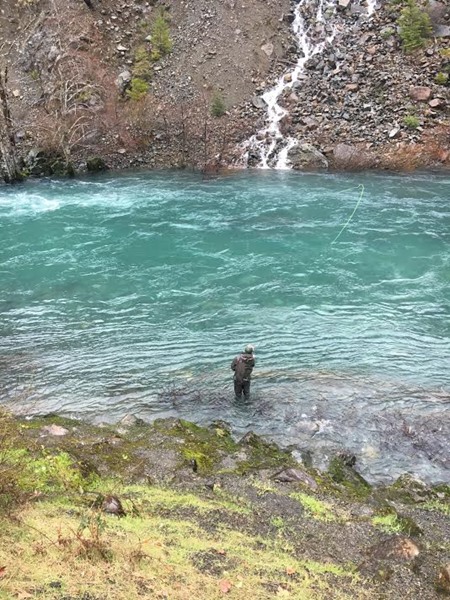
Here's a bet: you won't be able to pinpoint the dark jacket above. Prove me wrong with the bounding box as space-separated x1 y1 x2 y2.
231 352 255 382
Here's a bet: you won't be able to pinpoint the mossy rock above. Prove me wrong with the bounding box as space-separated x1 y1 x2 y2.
86 157 108 172
383 474 436 504
327 454 372 499
372 506 423 536
433 483 450 499
26 149 75 177
235 432 297 474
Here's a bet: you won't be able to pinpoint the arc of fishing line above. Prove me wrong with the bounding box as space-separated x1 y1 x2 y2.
331 184 365 245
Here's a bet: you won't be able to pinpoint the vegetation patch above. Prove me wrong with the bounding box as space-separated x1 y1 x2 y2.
290 492 337 522
403 114 420 129
397 0 432 52
150 9 173 61
210 91 226 118
0 491 361 600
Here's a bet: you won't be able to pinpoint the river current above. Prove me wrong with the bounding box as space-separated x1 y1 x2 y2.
1 170 449 483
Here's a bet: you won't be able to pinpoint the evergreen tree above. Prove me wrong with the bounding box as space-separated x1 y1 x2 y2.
151 10 173 57
398 0 432 52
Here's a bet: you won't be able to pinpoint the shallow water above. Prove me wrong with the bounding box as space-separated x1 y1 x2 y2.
1 170 449 483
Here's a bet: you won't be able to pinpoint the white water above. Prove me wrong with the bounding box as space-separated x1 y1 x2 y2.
242 0 377 169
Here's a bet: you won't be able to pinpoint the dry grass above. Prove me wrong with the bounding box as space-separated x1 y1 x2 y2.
0 485 367 600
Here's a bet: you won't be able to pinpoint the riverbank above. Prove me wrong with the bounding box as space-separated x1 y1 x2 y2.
0 411 449 599
1 0 450 180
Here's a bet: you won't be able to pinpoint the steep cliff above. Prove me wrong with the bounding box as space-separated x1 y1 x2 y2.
0 0 449 176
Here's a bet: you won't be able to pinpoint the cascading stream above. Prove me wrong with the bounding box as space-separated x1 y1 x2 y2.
242 0 376 169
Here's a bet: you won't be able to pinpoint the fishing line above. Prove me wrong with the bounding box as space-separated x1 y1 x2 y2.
331 183 365 245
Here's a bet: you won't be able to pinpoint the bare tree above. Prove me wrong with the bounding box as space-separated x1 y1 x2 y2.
0 66 23 183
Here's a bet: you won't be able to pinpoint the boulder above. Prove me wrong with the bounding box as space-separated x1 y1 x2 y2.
26 149 74 178
116 70 132 95
367 536 420 561
434 25 450 37
118 414 145 428
252 95 266 110
436 563 450 595
409 86 432 102
272 468 318 489
287 143 329 170
86 157 109 172
261 42 274 57
426 1 448 24
429 98 445 108
41 424 69 436
387 473 435 503
333 143 371 169
327 452 371 497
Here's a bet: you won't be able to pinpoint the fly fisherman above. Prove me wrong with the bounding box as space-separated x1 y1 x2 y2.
231 344 255 399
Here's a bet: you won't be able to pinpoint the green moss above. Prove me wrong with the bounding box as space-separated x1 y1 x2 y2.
327 456 371 499
270 516 285 530
372 513 406 534
371 506 422 536
422 499 450 516
403 114 420 129
383 473 435 504
291 492 337 522
435 72 449 85
433 484 450 498
236 432 296 474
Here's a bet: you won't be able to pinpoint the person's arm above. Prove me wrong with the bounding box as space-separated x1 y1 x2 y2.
231 357 237 371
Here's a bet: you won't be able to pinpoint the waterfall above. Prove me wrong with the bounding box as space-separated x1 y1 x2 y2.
241 0 377 170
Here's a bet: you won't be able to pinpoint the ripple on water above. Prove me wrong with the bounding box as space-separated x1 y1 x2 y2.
1 170 450 483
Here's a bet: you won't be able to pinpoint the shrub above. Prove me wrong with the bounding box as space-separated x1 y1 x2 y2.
398 0 432 52
403 114 420 128
126 78 149 101
132 45 152 82
435 72 449 85
151 10 172 57
210 91 226 117
381 27 395 39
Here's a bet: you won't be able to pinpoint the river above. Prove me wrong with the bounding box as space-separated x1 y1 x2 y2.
1 170 449 483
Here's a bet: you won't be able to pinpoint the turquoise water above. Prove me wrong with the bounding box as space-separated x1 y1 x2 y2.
1 170 449 482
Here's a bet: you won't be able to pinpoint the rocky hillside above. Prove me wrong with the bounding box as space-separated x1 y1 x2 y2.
0 0 449 176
